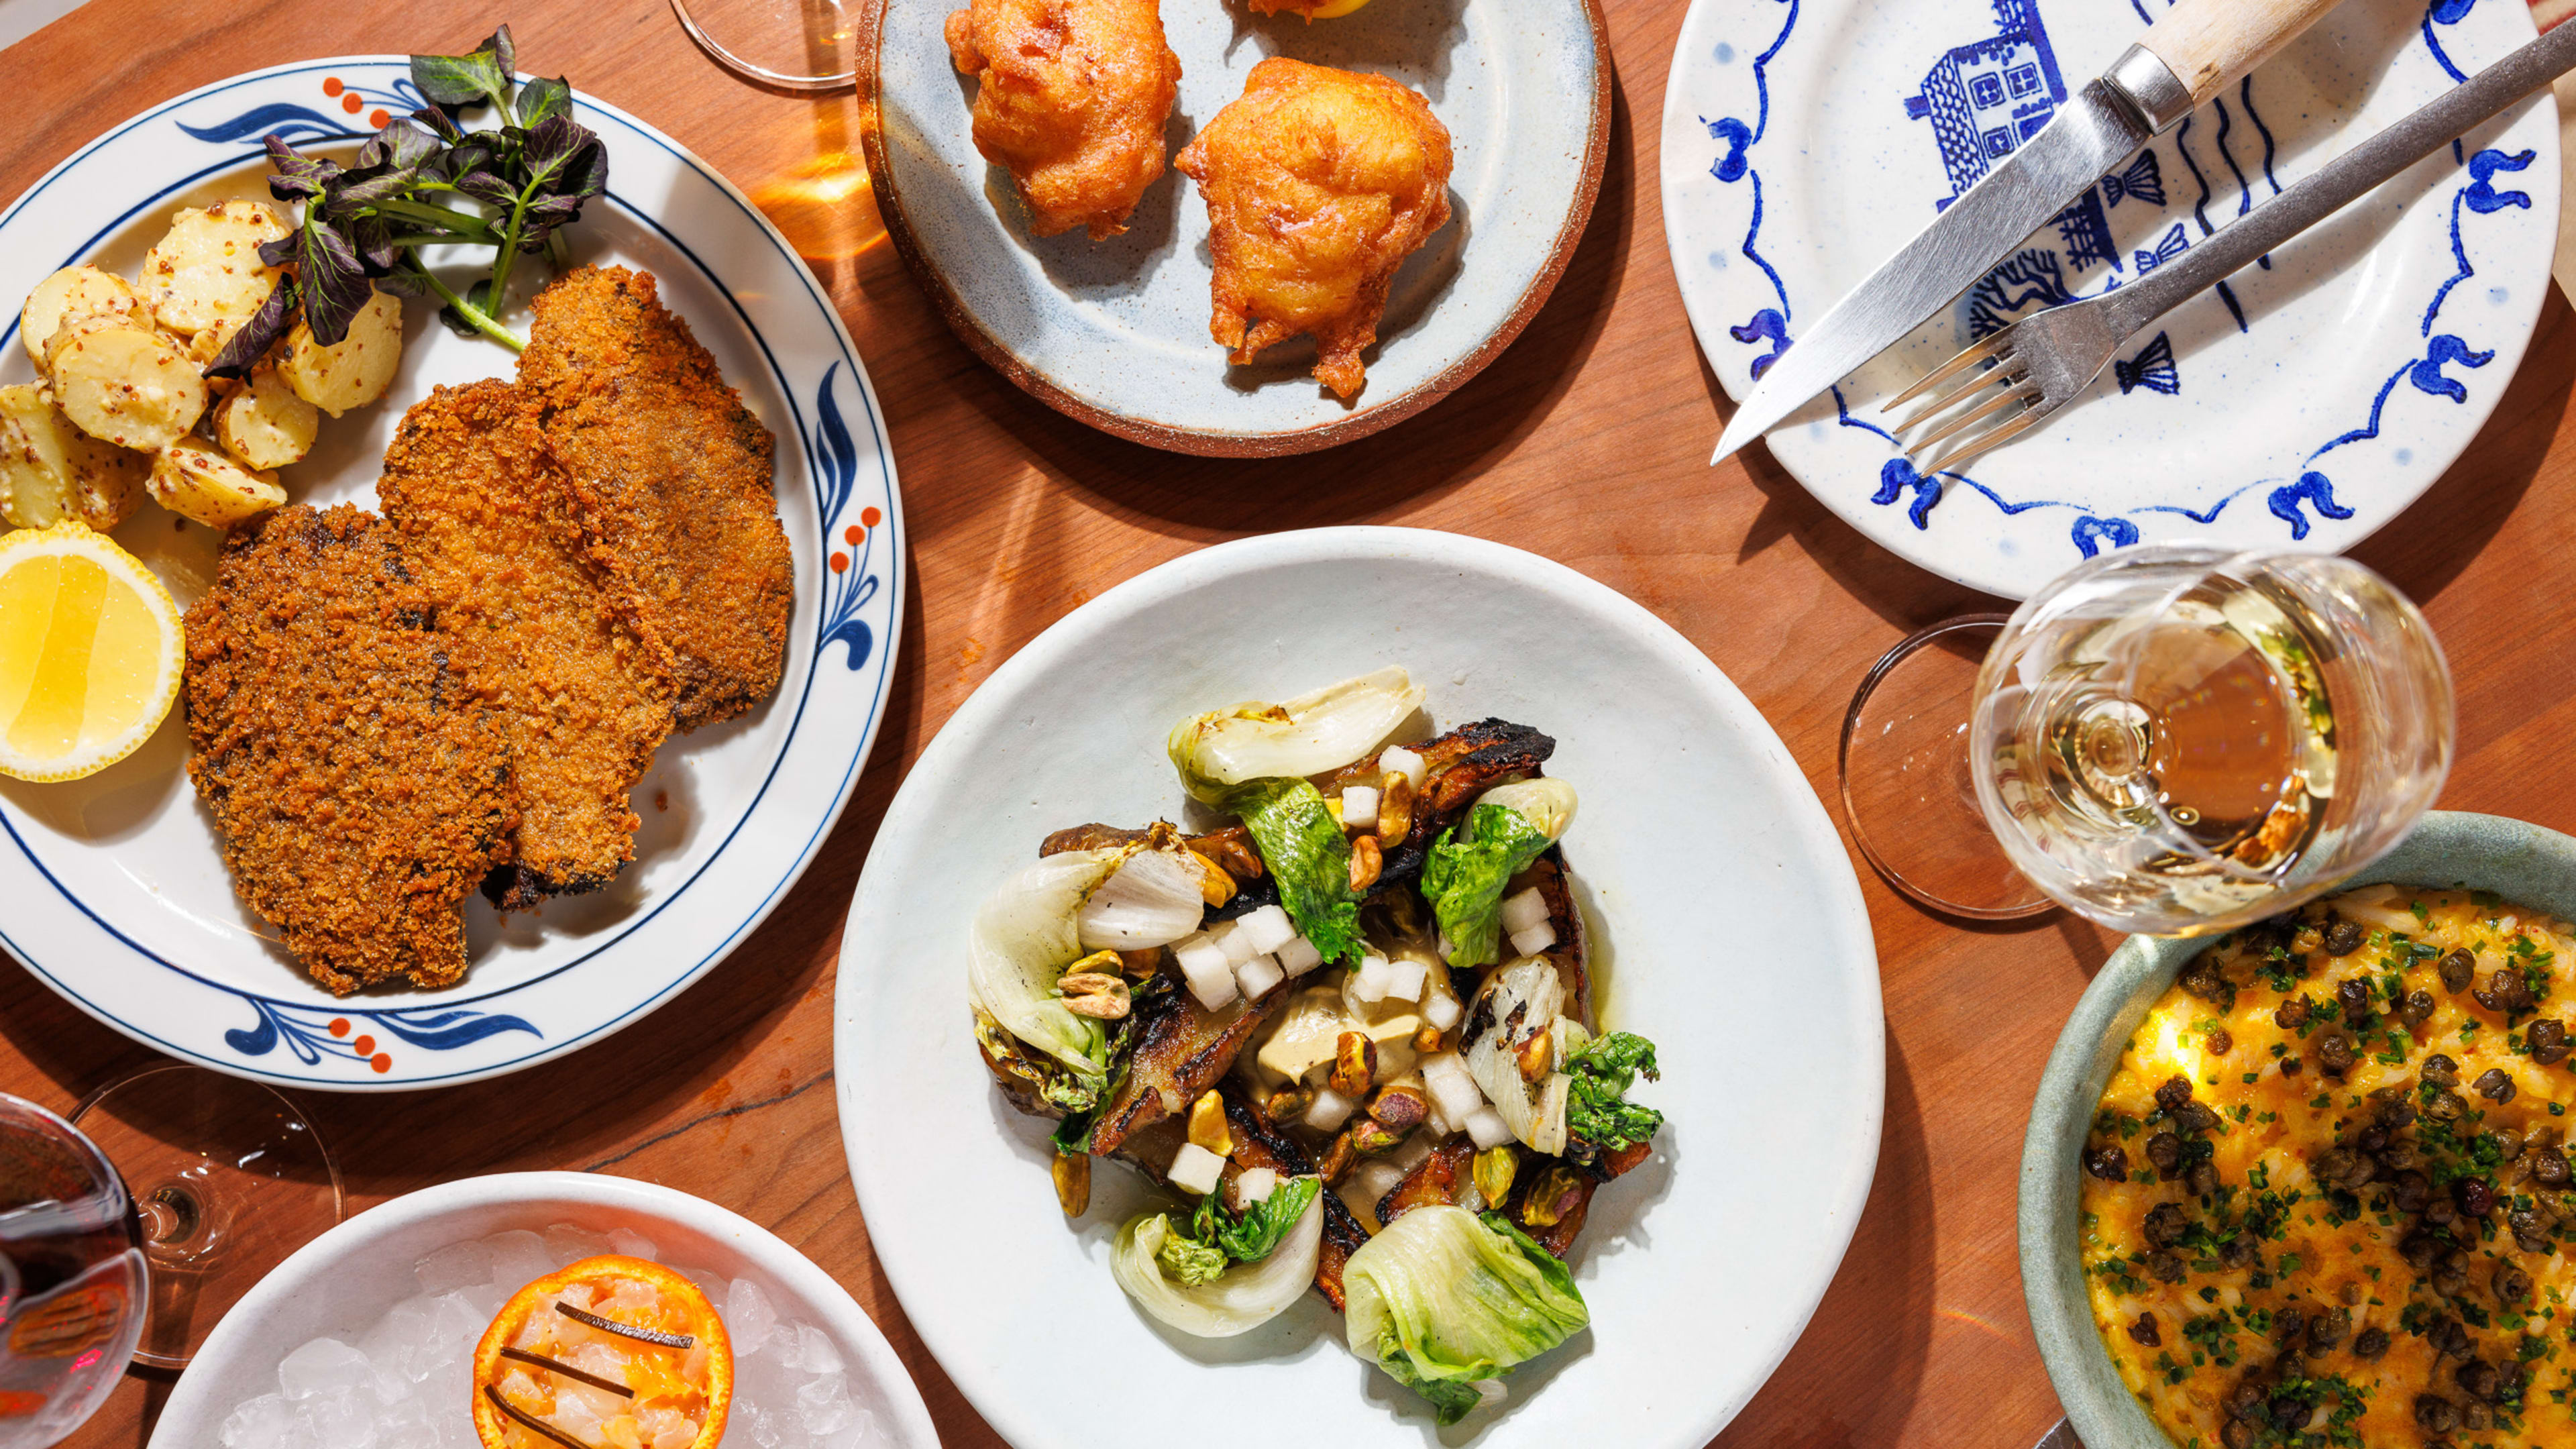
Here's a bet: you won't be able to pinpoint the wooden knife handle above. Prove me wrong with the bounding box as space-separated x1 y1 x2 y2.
2137 0 2344 106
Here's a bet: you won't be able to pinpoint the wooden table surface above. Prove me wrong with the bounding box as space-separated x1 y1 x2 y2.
6 1 2574 1445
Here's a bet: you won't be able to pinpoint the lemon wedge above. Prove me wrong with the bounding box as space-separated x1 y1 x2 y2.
1307 0 1373 13
0 522 184 782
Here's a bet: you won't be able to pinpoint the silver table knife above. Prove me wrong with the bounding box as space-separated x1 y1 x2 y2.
1707 0 2343 465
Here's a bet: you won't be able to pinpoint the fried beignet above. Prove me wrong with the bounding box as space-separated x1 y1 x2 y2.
945 0 1183 239
1173 58 1452 398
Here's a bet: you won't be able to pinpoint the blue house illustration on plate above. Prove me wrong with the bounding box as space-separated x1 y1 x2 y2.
1904 0 2118 272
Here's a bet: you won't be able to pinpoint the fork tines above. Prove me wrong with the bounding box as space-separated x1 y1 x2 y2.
1880 331 2048 471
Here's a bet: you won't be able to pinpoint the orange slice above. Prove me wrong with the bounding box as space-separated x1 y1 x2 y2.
470 1254 732 1449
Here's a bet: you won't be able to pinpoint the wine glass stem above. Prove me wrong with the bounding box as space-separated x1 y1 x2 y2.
138 1185 200 1250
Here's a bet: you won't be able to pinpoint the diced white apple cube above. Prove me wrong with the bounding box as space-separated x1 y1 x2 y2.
1234 1167 1279 1204
1236 955 1285 1002
1383 959 1428 1002
1304 1087 1357 1132
1463 1106 1514 1150
1421 1053 1485 1124
1500 887 1552 934
1349 955 1392 1004
1214 920 1262 966
1509 920 1559 959
1173 934 1239 1011
1421 992 1462 1031
1275 934 1325 976
1169 1143 1226 1196
1379 746 1427 792
1235 904 1295 956
1340 784 1378 826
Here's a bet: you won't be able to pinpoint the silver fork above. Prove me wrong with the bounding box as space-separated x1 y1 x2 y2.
1881 13 2576 470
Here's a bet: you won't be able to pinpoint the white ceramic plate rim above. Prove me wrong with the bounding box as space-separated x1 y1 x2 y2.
1658 0 2559 597
833 525 1885 1447
0 58 906 1091
146 1170 943 1449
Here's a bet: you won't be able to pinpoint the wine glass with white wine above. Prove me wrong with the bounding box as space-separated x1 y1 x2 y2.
1968 546 2452 936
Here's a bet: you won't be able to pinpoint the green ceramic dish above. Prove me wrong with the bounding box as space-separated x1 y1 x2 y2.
2018 810 2576 1447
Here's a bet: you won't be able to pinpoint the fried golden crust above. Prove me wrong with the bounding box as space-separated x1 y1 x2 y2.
945 0 1182 239
182 505 515 995
1174 58 1453 398
518 266 791 733
378 380 679 911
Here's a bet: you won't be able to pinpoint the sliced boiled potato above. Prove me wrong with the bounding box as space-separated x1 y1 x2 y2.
278 289 403 417
48 328 207 453
39 311 145 380
0 385 146 531
140 200 289 336
20 265 149 366
213 366 319 471
148 437 284 529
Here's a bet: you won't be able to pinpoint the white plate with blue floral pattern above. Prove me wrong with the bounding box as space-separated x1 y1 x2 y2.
1661 0 2559 598
0 59 904 1090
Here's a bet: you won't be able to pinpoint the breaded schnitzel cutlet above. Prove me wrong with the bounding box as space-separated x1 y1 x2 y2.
183 505 516 994
378 380 678 912
517 266 792 733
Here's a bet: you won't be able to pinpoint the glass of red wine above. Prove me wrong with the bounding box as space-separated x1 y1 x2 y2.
0 1070 339 1446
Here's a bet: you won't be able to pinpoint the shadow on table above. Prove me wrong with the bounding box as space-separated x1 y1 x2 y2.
1711 1031 1937 1446
969 72 1637 537
1705 349 2005 641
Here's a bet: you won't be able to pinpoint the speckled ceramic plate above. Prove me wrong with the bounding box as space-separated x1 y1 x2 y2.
2021 811 2576 1449
837 527 1883 1445
1662 0 2559 598
860 0 1609 455
0 60 904 1090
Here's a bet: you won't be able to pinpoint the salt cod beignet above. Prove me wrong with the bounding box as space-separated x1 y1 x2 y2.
945 0 1183 241
1175 58 1453 399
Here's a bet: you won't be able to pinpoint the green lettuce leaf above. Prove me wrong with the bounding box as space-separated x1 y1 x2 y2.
1222 778 1361 964
1566 1031 1664 1161
1156 1227 1230 1287
1191 1176 1325 1264
1342 1205 1589 1422
1419 802 1556 967
1375 1335 1485 1425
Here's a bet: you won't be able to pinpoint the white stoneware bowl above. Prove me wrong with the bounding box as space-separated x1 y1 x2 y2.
837 526 1884 1445
148 1171 939 1449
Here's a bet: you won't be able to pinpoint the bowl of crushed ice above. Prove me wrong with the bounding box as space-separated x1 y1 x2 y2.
150 1171 938 1449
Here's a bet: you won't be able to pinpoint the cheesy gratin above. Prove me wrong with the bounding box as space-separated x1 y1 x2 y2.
2080 883 2576 1448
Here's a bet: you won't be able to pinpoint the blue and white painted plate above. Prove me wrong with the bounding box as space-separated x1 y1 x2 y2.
0 60 904 1091
1661 0 2558 598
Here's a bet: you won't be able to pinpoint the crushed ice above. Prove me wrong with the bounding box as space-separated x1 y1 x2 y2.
217 1226 885 1448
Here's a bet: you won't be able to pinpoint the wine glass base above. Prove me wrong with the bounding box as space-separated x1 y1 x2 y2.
71 1067 341 1369
1839 616 2055 921
671 0 860 92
